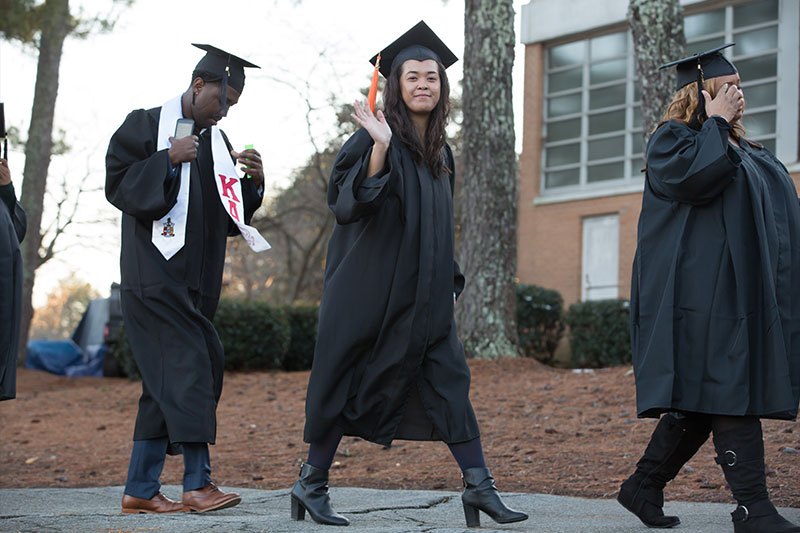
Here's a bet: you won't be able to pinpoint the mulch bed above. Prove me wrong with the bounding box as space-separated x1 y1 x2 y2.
1 359 798 508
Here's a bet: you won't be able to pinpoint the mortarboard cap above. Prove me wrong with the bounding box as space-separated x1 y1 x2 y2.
192 44 259 115
369 21 458 79
192 43 259 94
659 43 737 91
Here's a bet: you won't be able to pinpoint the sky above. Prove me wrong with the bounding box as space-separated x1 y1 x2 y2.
0 0 529 306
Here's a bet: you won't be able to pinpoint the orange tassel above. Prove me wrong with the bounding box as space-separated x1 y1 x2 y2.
368 53 381 113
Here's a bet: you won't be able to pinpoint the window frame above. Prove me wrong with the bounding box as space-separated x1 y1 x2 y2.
542 30 643 196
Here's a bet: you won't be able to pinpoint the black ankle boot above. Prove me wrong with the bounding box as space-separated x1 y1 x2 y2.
461 467 528 528
713 421 800 533
618 414 711 528
290 463 349 526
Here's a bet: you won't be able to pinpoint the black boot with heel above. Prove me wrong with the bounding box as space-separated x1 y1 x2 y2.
461 467 528 528
713 421 800 533
290 463 349 526
618 413 711 528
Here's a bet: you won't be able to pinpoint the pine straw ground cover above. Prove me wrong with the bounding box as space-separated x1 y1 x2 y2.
1 359 798 508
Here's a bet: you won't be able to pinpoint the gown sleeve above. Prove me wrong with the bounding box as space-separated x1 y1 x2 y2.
445 144 466 299
327 128 393 225
646 116 742 205
239 177 262 225
105 109 181 220
0 183 25 243
12 202 25 244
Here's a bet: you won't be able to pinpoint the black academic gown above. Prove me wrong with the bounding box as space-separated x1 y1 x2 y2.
303 128 479 446
106 106 262 446
631 116 800 421
0 183 26 401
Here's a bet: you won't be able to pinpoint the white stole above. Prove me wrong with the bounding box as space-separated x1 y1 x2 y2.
152 95 270 260
210 127 271 252
152 95 189 259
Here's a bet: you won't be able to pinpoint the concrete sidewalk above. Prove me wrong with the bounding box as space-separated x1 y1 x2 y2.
1 486 798 532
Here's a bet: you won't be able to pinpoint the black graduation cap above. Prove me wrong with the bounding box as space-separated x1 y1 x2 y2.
659 43 737 90
369 21 458 79
192 44 259 110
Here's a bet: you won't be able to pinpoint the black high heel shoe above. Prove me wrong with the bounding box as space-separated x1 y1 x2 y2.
461 467 528 528
290 463 349 526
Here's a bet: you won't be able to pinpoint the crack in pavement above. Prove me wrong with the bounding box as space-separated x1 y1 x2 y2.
396 510 472 532
236 491 291 507
396 512 427 526
347 496 452 515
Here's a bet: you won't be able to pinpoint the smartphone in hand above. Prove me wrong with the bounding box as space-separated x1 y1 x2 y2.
174 118 194 139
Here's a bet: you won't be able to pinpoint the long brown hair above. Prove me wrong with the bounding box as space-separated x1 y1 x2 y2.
660 79 746 140
382 59 451 177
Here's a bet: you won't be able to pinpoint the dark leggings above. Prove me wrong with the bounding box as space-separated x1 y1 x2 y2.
671 411 756 431
306 425 485 471
306 425 345 471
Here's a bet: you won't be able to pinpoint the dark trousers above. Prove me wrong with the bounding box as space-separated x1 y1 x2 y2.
124 437 211 499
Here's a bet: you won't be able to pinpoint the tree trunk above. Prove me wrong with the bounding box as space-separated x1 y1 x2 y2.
18 0 71 362
628 0 685 148
456 0 519 359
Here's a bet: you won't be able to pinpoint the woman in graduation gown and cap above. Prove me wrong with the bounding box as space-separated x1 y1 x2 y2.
290 21 528 529
618 44 800 533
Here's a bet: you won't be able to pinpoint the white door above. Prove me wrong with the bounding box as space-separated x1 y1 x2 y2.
582 214 619 301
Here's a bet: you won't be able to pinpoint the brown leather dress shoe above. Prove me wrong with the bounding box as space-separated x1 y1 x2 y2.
182 482 242 513
121 492 184 514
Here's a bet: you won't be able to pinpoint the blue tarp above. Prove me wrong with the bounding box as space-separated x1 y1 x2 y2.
25 340 83 375
25 341 105 377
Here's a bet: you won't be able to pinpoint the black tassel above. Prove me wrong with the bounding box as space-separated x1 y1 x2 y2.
192 91 196 105
695 62 707 122
220 64 229 114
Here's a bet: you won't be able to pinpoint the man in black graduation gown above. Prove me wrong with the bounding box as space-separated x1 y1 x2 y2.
106 44 265 514
619 44 800 533
0 157 26 401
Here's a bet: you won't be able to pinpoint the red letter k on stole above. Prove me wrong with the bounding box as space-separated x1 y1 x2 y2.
218 174 241 222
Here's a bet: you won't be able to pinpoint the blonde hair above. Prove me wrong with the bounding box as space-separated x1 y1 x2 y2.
660 79 746 139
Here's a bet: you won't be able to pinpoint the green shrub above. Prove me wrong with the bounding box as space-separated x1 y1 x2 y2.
213 300 291 371
282 305 319 371
515 284 565 364
107 300 309 376
566 299 631 368
106 323 140 381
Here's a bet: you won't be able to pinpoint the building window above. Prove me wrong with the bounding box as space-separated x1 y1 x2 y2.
541 0 792 195
543 31 643 193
